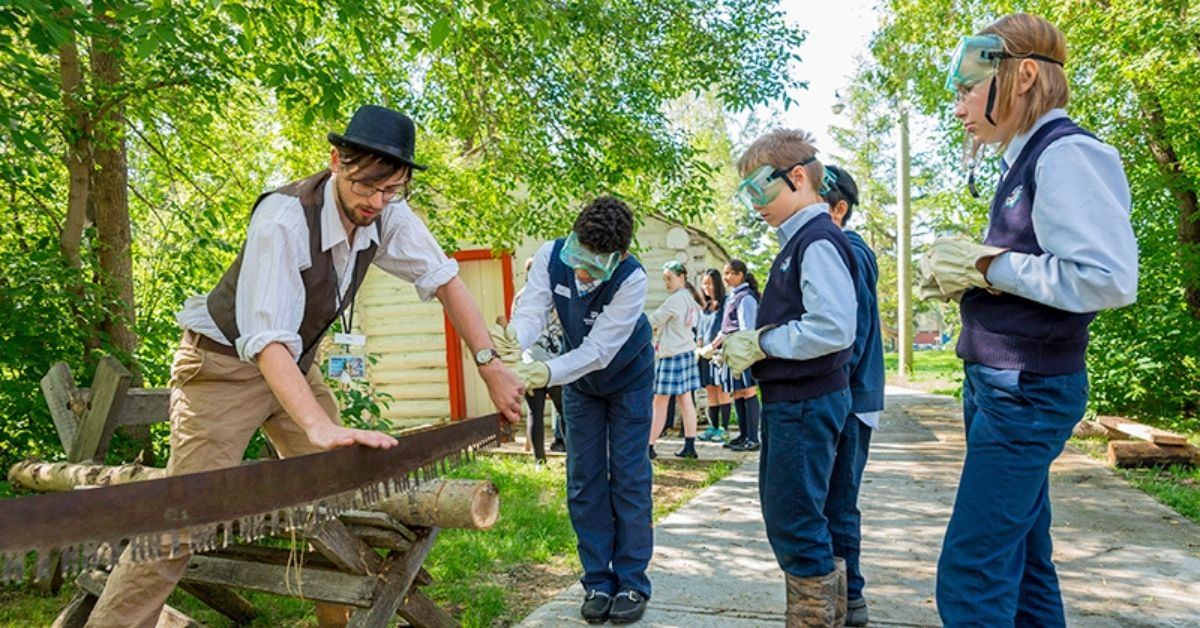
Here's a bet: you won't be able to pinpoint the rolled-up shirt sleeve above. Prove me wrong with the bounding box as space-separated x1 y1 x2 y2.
373 199 460 301
759 240 858 360
986 137 1138 313
509 242 555 349
234 202 308 362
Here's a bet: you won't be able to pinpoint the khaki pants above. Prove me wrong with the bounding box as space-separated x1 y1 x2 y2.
87 332 340 628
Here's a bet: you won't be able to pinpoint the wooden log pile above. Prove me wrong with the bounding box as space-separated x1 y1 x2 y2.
1074 415 1199 469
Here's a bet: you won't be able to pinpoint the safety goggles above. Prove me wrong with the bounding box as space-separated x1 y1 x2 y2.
559 232 620 282
734 157 816 211
944 34 1063 95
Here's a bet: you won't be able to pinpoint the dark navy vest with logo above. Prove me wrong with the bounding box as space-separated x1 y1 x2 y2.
752 212 858 402
548 238 654 397
958 117 1097 375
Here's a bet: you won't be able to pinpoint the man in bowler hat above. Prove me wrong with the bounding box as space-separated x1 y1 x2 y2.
87 105 525 627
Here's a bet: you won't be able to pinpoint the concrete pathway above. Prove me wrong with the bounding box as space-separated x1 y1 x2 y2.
518 387 1200 627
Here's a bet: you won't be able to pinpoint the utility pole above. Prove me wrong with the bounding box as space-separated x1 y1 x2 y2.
896 100 913 381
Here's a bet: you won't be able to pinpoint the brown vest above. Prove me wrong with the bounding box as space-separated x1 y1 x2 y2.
207 171 379 372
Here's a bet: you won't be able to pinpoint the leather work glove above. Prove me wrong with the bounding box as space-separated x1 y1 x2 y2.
695 343 718 361
723 326 776 378
489 318 522 364
919 251 964 302
927 237 1007 296
515 360 550 390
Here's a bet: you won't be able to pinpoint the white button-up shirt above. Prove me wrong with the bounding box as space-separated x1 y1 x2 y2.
176 173 459 362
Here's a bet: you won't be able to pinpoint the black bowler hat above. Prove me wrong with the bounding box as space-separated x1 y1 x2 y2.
328 105 427 171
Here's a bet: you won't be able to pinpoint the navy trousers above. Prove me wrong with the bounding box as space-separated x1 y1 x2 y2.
825 414 873 600
759 388 850 578
563 381 654 598
937 363 1087 627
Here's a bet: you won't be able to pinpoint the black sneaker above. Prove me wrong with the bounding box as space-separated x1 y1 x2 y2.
580 590 613 623
549 439 566 453
847 596 869 627
609 588 647 624
673 448 698 459
729 439 760 452
722 435 746 449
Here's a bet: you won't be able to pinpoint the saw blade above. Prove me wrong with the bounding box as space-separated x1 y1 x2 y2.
0 414 500 576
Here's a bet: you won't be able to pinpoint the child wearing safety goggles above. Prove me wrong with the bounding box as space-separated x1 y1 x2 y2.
492 196 655 625
720 128 859 626
926 13 1138 627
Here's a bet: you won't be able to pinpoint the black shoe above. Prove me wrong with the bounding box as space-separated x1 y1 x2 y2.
673 448 698 459
648 445 658 460
609 588 647 624
723 435 746 449
580 590 613 623
729 439 760 452
549 439 566 453
847 596 868 627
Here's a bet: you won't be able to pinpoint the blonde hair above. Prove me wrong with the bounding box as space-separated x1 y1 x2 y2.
980 13 1069 140
737 128 824 194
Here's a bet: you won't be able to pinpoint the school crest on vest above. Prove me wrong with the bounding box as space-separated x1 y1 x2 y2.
780 256 792 273
1004 184 1024 209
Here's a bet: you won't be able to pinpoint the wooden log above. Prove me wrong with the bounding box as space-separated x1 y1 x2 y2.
338 510 417 540
1097 416 1189 446
1072 419 1109 439
183 555 378 607
68 356 130 463
7 459 165 492
1107 440 1200 468
309 518 385 575
372 479 499 530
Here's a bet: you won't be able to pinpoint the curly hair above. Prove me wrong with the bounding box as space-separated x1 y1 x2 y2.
573 195 633 254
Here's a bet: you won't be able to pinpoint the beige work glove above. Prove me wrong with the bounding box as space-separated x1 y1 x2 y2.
514 360 550 390
927 237 1007 296
489 318 522 364
919 251 964 302
695 342 718 361
723 326 776 378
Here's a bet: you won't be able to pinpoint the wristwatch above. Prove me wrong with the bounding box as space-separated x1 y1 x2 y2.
474 348 499 366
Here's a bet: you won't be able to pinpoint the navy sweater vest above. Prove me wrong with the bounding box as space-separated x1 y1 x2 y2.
753 213 858 402
549 239 654 397
846 230 885 414
957 117 1097 375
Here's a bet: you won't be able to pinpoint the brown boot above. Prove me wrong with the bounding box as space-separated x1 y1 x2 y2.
785 569 839 627
833 557 848 627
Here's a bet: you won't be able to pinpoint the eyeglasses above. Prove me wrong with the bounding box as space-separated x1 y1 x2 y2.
348 178 409 202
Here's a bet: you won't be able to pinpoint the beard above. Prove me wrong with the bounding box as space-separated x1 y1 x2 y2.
336 186 382 228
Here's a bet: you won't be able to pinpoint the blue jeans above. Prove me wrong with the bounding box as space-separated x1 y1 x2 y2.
937 363 1087 627
825 414 873 600
759 388 850 578
564 381 654 598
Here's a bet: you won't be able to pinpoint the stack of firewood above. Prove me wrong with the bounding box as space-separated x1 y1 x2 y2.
1073 416 1199 469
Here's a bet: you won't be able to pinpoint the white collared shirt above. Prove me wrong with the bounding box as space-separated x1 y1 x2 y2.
509 240 648 387
176 173 459 361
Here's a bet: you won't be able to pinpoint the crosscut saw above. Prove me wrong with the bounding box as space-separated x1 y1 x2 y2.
0 413 501 583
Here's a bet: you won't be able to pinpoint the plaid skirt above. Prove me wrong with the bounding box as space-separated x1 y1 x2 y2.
654 351 701 395
714 360 756 393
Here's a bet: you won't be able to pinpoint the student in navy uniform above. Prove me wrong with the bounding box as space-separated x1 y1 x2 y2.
721 129 859 626
822 165 884 627
495 196 654 624
696 268 732 443
929 13 1137 626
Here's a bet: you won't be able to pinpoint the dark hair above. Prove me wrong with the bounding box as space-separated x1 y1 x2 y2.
726 259 760 300
701 268 725 312
822 165 859 225
573 195 633 254
336 145 411 185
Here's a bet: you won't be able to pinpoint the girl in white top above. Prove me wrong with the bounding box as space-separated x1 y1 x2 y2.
648 261 705 458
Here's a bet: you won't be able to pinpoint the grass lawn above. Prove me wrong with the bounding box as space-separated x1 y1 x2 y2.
0 454 736 627
885 349 964 397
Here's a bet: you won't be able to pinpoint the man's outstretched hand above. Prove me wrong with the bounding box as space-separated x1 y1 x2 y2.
306 422 399 450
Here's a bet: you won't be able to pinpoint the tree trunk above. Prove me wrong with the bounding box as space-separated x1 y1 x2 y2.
6 459 165 492
58 29 90 272
90 3 140 380
371 479 500 530
1139 87 1200 319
